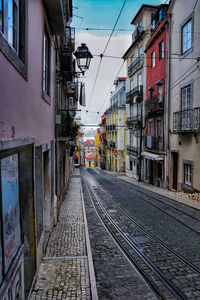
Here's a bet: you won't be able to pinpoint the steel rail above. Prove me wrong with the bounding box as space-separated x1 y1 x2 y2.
83 170 189 300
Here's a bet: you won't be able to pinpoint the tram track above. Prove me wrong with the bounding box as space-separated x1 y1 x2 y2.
83 168 200 299
95 168 200 235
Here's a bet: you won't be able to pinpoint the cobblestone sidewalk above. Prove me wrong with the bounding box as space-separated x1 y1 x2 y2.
30 169 97 300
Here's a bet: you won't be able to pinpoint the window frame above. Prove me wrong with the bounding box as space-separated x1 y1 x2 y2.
151 51 155 68
183 161 193 186
159 40 164 60
180 12 193 57
0 0 27 78
42 28 51 103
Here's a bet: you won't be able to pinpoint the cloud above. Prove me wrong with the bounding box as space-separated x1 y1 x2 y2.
75 32 131 125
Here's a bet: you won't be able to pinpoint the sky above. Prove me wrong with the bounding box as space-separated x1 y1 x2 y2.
72 0 167 128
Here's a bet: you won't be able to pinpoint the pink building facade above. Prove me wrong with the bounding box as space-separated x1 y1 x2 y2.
0 1 73 298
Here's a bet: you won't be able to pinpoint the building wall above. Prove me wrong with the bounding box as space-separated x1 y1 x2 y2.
169 0 200 191
0 0 55 146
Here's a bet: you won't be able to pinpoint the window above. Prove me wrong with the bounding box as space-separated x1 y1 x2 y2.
152 18 156 30
43 31 51 98
0 0 19 51
138 46 143 62
158 85 163 102
0 0 27 77
159 40 164 60
130 160 133 171
149 119 154 136
159 9 163 21
184 163 192 186
181 85 192 130
181 19 192 54
151 51 155 68
156 119 162 138
138 20 143 32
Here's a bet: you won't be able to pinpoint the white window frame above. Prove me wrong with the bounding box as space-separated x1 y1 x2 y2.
43 31 51 97
182 19 192 54
184 163 192 186
151 51 155 68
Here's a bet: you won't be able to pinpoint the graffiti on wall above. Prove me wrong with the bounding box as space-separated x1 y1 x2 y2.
1 154 21 273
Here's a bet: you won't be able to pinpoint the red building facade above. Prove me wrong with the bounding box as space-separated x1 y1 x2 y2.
143 5 168 187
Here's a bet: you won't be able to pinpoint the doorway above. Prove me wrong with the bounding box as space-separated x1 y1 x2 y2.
172 152 178 190
149 160 154 184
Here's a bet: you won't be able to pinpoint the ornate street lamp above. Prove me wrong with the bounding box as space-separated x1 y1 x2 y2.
74 43 93 75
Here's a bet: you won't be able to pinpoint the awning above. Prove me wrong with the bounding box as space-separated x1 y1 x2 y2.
141 151 163 161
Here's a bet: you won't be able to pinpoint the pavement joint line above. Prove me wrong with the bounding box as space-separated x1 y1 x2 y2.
43 256 88 260
81 180 99 300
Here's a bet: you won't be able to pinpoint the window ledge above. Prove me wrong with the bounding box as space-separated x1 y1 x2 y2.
0 32 27 80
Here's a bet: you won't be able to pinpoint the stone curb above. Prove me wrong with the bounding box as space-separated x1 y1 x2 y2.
80 181 99 300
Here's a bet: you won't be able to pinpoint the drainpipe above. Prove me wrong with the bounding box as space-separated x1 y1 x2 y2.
166 13 172 189
138 100 143 182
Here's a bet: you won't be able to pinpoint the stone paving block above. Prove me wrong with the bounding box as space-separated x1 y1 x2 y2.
46 223 87 257
30 258 91 300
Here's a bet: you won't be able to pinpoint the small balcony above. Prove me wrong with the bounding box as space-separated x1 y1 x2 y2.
132 26 143 43
173 109 194 132
57 110 74 139
126 85 143 104
193 107 200 131
127 145 139 157
128 57 143 76
126 115 141 128
145 94 164 116
145 136 164 152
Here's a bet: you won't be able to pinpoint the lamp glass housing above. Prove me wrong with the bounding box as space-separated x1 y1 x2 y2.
74 43 93 74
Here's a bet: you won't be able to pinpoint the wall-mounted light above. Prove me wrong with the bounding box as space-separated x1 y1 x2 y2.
74 43 93 75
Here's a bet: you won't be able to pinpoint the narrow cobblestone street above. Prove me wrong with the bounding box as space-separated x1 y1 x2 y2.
30 169 97 300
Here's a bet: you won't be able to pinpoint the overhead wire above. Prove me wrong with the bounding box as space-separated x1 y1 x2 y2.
84 0 127 124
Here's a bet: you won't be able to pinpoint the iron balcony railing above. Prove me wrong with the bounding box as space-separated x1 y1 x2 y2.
126 145 139 157
57 110 74 138
126 115 141 128
126 85 143 104
145 136 164 152
132 26 143 43
128 57 143 76
173 107 200 132
61 27 75 53
145 94 164 116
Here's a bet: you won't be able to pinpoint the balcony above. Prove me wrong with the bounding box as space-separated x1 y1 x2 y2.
126 85 143 104
128 57 143 76
145 136 164 152
43 0 65 35
132 26 143 43
173 108 197 133
126 115 141 128
193 107 200 131
127 145 139 157
145 94 164 116
57 110 74 139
